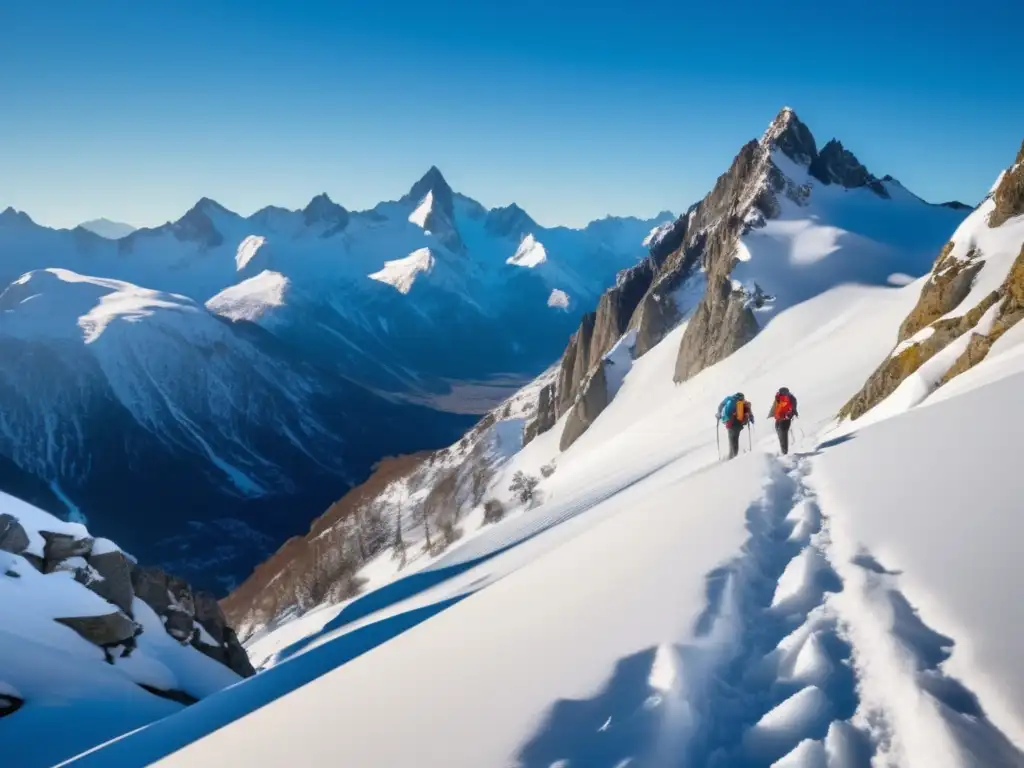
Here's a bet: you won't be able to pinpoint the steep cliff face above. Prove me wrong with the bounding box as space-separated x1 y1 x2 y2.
841 139 1024 421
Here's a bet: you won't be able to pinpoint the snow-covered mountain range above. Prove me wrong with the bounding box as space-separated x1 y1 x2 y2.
62 116 1024 768
0 172 671 591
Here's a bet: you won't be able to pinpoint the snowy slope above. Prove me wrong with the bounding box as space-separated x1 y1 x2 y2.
72 243 1024 766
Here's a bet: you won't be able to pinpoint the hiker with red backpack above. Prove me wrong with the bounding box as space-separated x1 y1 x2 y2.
717 392 754 460
768 387 799 455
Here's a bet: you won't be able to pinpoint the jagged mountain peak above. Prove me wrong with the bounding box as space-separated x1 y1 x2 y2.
302 192 349 228
0 207 35 227
808 137 889 198
485 202 539 239
406 165 454 206
760 106 818 166
171 198 234 248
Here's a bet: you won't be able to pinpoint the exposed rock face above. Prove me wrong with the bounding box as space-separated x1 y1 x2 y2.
675 277 760 382
990 139 1024 228
841 137 1024 420
559 365 610 451
556 313 597 417
0 514 29 554
484 203 538 240
809 139 889 198
840 289 1001 421
940 243 1024 384
765 107 818 165
54 612 139 649
897 243 984 342
127 564 253 676
302 193 350 232
42 531 93 567
170 199 226 248
88 550 135 615
523 383 557 446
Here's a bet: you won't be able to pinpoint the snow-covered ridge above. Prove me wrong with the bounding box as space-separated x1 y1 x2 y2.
408 190 434 229
369 247 436 294
207 270 290 323
506 233 548 268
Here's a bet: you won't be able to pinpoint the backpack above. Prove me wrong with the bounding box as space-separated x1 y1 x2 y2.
774 393 794 420
719 395 738 425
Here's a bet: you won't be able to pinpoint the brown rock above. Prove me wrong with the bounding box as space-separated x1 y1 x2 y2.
54 612 139 648
523 383 557 445
674 277 759 383
41 532 93 571
88 550 136 616
990 139 1024 228
898 243 984 342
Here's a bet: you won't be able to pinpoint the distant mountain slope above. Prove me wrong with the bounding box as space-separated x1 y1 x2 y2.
78 218 136 240
0 268 475 591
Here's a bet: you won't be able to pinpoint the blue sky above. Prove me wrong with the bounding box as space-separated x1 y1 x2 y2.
2 0 1022 229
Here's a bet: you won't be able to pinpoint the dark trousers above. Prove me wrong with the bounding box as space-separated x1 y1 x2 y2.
775 419 792 454
727 423 744 459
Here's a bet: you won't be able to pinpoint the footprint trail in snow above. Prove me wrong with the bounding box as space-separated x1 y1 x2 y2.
568 453 1024 767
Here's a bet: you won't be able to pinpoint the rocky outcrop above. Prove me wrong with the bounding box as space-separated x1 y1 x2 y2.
55 613 140 650
840 289 1001 421
809 139 889 198
302 193 350 233
555 313 596 417
0 514 29 554
42 531 93 567
897 243 984 341
484 203 538 240
559 365 610 451
990 139 1024 228
675 276 760 382
939 243 1024 384
88 549 135 615
841 137 1024 420
0 509 254 680
523 383 556 446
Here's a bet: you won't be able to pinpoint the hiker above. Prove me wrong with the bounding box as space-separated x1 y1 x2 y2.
768 386 799 455
717 392 754 460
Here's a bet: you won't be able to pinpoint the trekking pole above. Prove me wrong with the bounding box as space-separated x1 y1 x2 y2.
748 422 753 452
716 419 721 460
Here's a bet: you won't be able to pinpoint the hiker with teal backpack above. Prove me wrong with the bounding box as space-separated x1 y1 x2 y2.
717 392 754 460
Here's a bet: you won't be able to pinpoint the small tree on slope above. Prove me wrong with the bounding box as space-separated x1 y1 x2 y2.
509 471 540 507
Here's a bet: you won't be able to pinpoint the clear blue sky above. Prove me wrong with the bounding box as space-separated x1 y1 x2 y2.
2 0 1022 229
